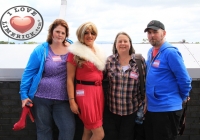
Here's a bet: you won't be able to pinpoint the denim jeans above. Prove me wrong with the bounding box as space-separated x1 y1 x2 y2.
33 97 75 140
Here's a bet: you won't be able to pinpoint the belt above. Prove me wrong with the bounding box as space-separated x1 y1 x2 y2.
76 80 102 86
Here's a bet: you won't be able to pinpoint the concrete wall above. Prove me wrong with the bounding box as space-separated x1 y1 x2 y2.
0 81 200 140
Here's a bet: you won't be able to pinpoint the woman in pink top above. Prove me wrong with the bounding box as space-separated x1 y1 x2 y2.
67 22 106 140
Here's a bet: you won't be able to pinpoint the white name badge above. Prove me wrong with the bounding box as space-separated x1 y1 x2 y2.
130 71 139 80
76 90 85 96
152 60 160 67
52 56 62 61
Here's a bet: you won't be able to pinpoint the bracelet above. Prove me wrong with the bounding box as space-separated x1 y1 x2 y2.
69 98 74 100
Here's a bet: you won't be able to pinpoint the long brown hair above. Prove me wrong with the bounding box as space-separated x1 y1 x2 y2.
46 19 69 45
112 32 135 55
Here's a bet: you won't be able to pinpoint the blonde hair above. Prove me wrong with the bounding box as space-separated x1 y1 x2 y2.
74 22 98 67
76 22 98 44
46 19 69 45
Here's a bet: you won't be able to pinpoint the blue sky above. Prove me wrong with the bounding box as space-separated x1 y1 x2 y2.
0 0 200 43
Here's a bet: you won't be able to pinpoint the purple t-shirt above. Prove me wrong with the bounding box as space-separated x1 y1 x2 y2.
35 46 68 100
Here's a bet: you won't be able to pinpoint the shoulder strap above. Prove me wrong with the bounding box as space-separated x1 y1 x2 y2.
178 98 188 135
134 54 145 101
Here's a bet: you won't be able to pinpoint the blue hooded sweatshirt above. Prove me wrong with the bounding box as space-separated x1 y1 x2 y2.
19 39 74 100
19 42 49 100
146 42 191 112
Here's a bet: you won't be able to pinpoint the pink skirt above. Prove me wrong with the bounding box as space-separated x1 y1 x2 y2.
75 84 104 129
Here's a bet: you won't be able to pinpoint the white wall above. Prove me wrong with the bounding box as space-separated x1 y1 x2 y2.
0 43 200 81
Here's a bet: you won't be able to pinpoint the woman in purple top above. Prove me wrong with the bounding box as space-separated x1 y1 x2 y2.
18 19 75 140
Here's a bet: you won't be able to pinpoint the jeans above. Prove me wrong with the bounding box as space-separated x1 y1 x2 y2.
33 97 75 140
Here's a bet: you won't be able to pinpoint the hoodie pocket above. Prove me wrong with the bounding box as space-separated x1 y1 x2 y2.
146 85 169 106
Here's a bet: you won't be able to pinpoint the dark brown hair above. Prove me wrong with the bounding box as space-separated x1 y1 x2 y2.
46 19 69 45
112 32 135 55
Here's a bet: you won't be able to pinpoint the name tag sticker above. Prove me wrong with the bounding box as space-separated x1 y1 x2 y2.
76 90 85 96
153 60 160 67
52 56 61 61
130 71 139 80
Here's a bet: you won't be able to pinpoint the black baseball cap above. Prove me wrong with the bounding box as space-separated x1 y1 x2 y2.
144 20 165 32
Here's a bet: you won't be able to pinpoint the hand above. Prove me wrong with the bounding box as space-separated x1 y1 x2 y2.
69 101 80 114
65 41 70 47
21 98 32 108
184 97 190 103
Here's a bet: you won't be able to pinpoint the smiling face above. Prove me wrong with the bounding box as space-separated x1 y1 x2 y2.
83 29 96 48
76 22 98 48
52 25 66 44
115 34 131 54
112 32 135 55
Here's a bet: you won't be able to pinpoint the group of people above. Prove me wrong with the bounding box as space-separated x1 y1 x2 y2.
18 18 192 140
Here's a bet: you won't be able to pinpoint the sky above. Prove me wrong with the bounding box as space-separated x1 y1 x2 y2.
0 0 200 43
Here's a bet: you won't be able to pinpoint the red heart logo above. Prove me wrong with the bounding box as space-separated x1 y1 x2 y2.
10 16 35 33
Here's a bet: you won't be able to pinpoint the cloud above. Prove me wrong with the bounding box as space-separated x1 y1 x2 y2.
0 0 200 43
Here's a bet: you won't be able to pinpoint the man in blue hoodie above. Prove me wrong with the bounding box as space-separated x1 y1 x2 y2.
144 20 192 140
